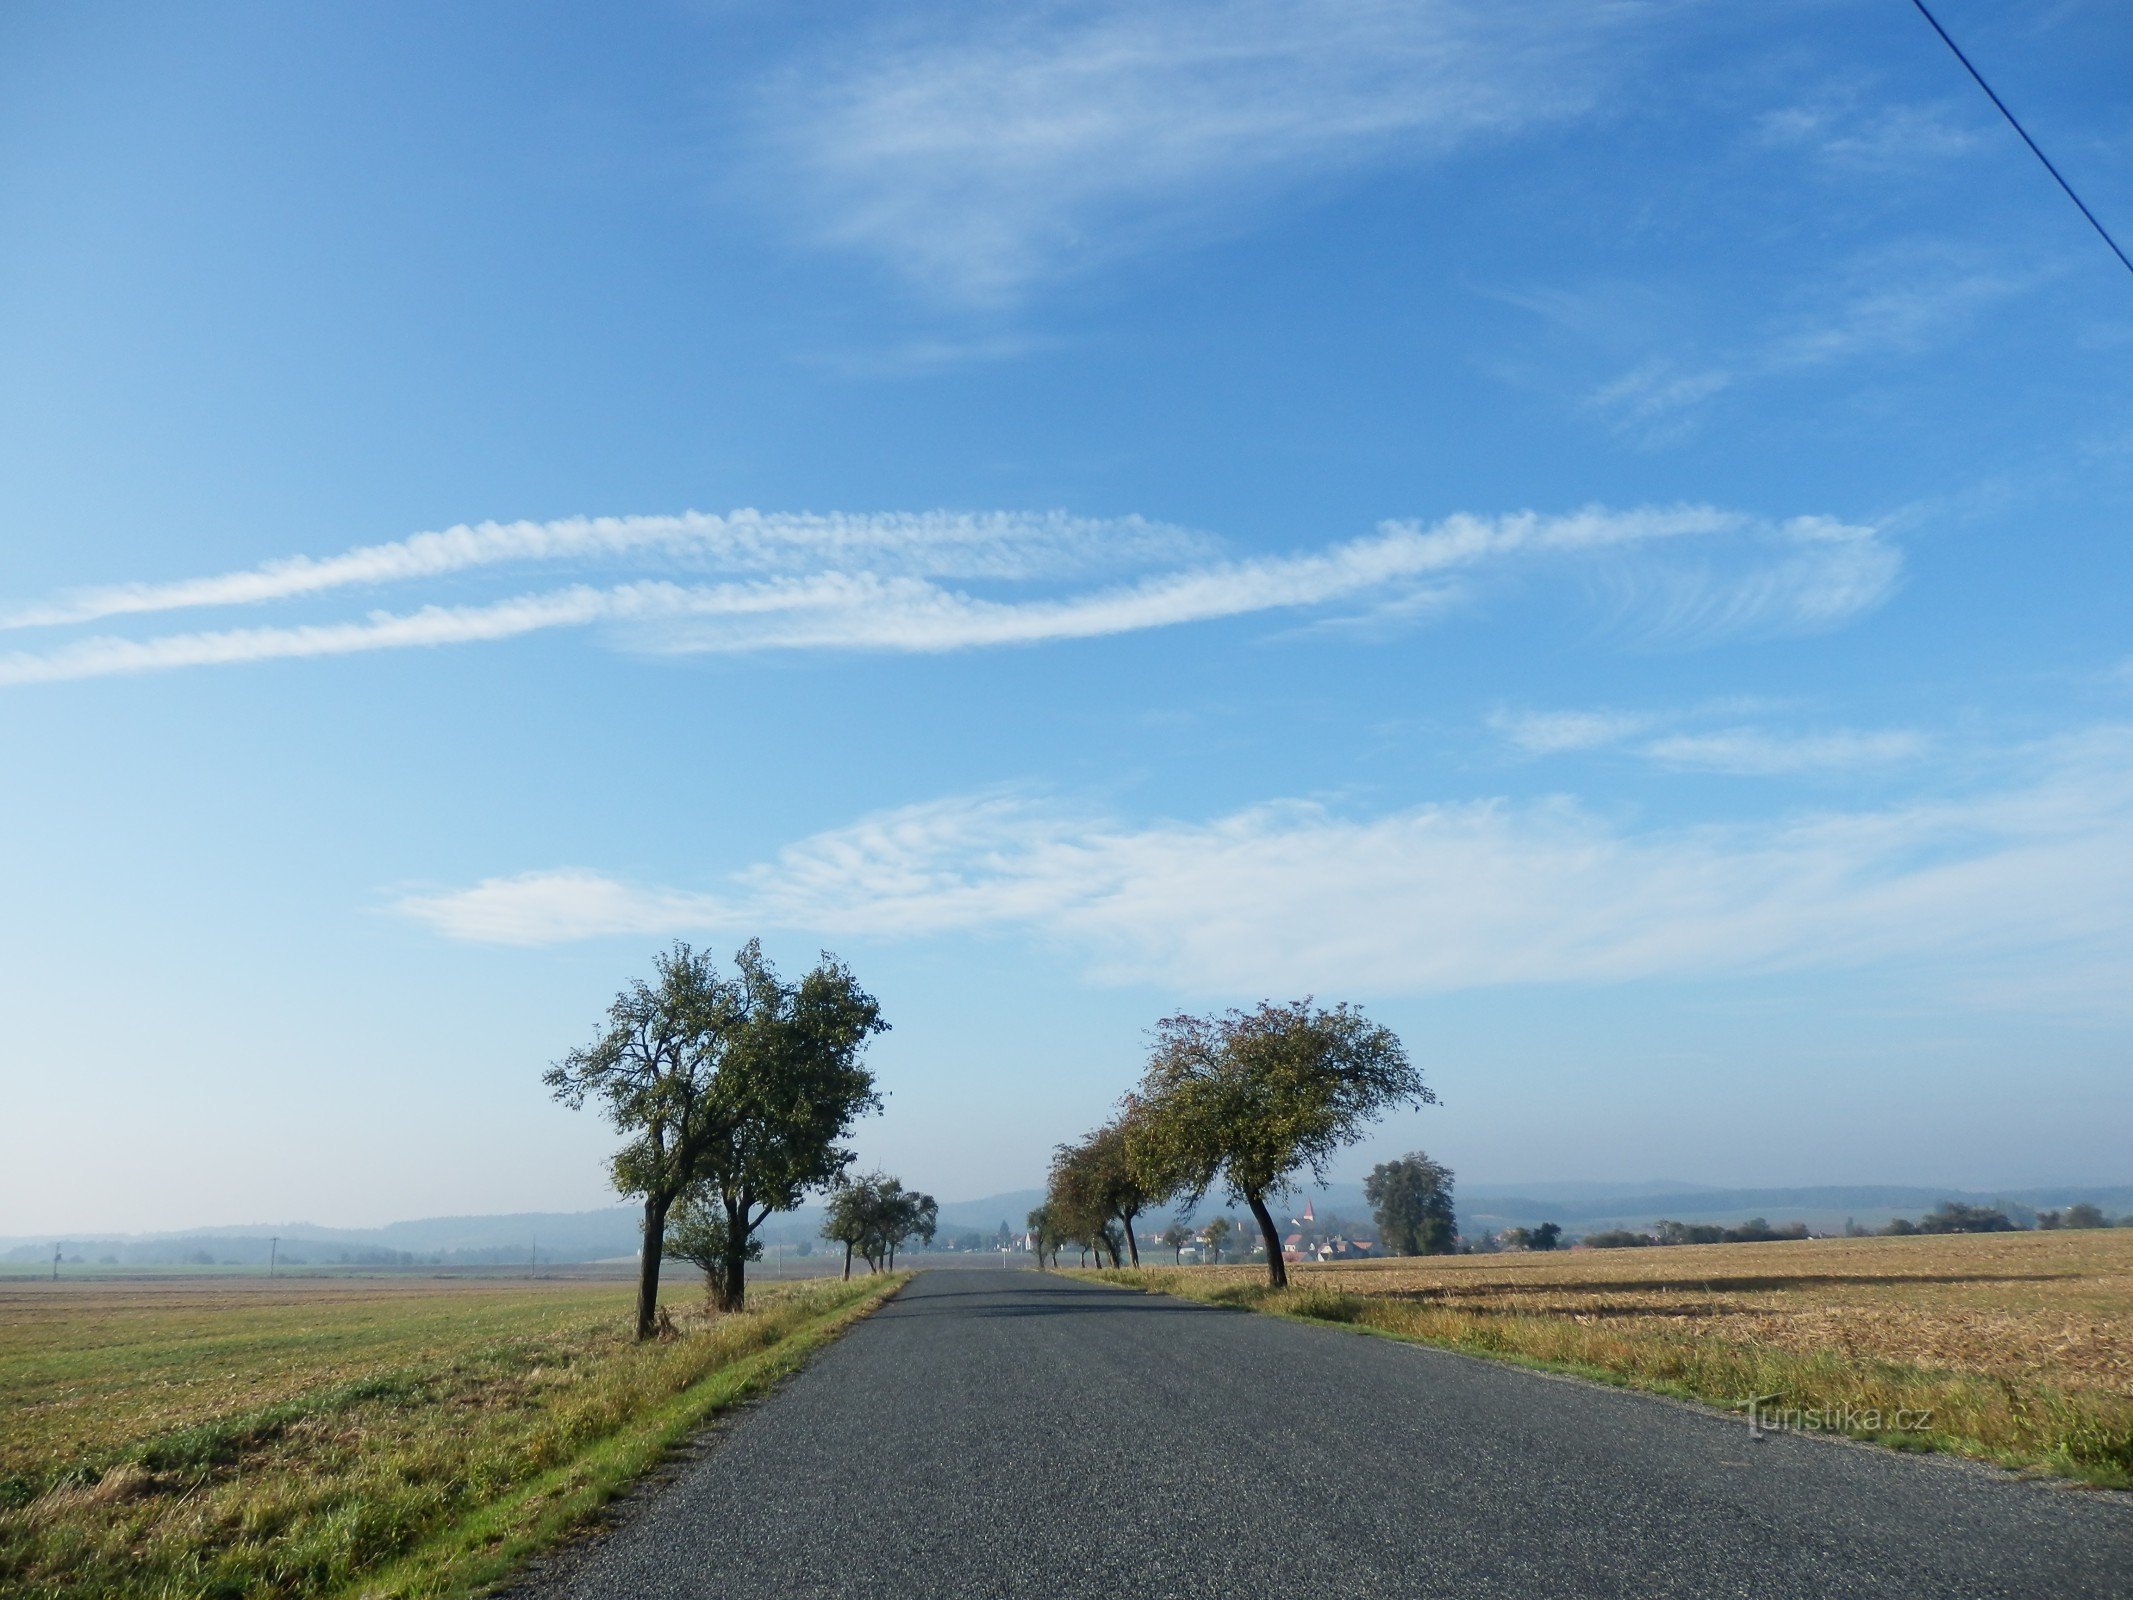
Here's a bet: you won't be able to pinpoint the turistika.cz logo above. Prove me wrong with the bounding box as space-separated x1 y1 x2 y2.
1738 1394 1932 1440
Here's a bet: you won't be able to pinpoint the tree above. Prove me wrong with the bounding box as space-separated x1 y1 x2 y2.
1127 1000 1430 1289
1025 1204 1060 1269
1051 1122 1164 1269
1202 1216 1231 1263
665 1182 762 1304
884 1188 938 1269
1918 1201 2014 1235
1160 1220 1194 1264
823 1178 874 1279
1503 1222 1561 1252
1364 1152 1457 1256
545 943 743 1341
548 940 886 1336
2065 1202 2108 1229
823 1171 932 1274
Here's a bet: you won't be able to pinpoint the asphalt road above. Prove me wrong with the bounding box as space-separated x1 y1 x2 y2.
532 1266 2133 1599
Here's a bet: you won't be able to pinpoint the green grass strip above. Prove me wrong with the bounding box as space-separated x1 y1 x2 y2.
344 1274 906 1600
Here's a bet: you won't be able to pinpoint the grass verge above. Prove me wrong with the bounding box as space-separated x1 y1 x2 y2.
1072 1263 2133 1489
0 1273 905 1600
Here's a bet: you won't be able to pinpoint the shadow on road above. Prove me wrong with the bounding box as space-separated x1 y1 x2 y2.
882 1278 1240 1319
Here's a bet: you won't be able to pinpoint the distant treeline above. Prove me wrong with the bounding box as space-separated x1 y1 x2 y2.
1579 1199 2124 1249
6 1238 566 1268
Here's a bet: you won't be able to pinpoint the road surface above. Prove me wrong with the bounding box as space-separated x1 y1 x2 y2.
528 1266 2133 1599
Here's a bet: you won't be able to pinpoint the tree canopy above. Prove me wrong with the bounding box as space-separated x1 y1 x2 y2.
1126 999 1428 1287
547 940 886 1333
822 1171 937 1276
1050 1120 1163 1268
1364 1152 1457 1256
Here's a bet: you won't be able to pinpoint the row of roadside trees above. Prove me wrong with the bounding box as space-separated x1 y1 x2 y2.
821 1172 938 1276
1035 999 1433 1289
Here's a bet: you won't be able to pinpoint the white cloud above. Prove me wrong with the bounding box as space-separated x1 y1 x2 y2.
1488 707 1652 754
0 504 1890 686
1642 727 1928 775
751 0 1661 302
1755 97 1981 170
1588 247 2030 442
1490 702 1927 774
1582 516 1902 647
0 509 1208 631
391 731 2133 1010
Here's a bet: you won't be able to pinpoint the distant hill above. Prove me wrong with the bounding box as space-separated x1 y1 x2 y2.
8 1180 2127 1265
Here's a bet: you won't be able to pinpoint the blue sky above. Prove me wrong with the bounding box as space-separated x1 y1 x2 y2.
4 0 2131 1235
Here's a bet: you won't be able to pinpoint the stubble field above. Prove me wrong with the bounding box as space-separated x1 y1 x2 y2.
0 1269 902 1600
1094 1227 2133 1485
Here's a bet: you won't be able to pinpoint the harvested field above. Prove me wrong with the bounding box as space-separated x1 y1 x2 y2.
1089 1228 2133 1485
0 1271 903 1600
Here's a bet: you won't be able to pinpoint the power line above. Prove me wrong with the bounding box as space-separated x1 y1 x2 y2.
1907 0 2133 279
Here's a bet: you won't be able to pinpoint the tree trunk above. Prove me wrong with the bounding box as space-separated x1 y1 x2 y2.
1245 1190 1287 1289
716 1248 746 1312
635 1194 671 1340
842 1240 853 1280
1121 1213 1141 1268
715 1200 748 1312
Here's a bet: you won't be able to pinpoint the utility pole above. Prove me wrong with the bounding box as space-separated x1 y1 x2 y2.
51 1243 61 1282
268 1237 279 1279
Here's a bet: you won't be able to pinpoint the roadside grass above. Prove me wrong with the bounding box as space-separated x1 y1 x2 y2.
1075 1229 2133 1488
0 1271 905 1599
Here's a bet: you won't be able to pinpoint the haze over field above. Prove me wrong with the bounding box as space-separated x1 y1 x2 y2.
4 1 2132 1237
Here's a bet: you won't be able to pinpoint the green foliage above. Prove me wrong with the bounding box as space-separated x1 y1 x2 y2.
821 1172 936 1274
1023 1204 1061 1269
663 1185 763 1296
1200 1216 1231 1262
1124 999 1428 1286
547 940 888 1327
1502 1223 1561 1252
1582 1228 1654 1249
1049 1121 1163 1266
1363 1152 1456 1256
1918 1202 2016 1235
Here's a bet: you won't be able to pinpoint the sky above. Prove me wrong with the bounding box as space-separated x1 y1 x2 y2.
3 0 2131 1236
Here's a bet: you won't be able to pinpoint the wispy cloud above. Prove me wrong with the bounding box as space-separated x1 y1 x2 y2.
1643 727 1928 775
1587 245 2032 443
391 730 2133 1010
1607 516 1904 646
0 510 1209 631
0 503 1893 687
1755 95 1981 171
1491 701 1929 775
749 0 1662 302
1488 707 1655 754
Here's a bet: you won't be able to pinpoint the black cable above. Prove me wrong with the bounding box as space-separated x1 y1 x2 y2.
1907 0 2133 279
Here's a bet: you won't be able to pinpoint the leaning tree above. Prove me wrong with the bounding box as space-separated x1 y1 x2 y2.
1126 1000 1430 1288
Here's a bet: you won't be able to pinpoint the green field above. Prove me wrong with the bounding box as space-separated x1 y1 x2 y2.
0 1270 903 1599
